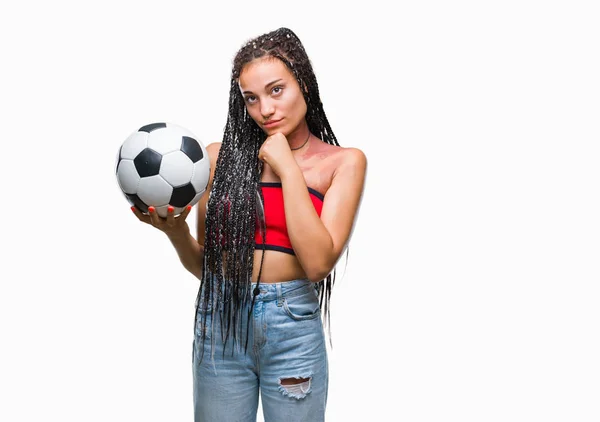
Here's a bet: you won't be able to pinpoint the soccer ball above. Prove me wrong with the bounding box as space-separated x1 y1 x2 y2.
115 122 210 218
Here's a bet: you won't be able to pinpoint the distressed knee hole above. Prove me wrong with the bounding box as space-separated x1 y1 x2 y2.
278 376 312 399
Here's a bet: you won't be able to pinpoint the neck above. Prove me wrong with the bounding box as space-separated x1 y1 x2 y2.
290 129 311 151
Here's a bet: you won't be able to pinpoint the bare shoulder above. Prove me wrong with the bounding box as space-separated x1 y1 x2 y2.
206 142 222 162
302 141 366 194
203 142 222 190
196 142 221 228
326 145 367 177
333 147 367 192
339 146 367 168
311 141 365 163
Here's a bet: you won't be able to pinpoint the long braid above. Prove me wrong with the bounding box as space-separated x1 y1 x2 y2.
194 27 342 362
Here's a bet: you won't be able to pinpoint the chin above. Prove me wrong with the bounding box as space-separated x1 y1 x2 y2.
264 127 289 137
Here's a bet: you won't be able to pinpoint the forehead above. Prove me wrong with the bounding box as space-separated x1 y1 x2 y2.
238 57 294 89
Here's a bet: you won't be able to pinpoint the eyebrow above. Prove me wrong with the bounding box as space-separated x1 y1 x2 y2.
242 79 284 95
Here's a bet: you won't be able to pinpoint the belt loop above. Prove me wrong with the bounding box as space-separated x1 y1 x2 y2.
276 283 283 307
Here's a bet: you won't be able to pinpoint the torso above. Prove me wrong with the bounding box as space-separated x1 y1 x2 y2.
253 139 347 283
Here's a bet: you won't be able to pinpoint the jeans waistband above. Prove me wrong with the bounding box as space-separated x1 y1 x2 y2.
251 278 314 302
201 272 315 303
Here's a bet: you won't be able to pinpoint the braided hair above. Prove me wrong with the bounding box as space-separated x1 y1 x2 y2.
194 27 341 363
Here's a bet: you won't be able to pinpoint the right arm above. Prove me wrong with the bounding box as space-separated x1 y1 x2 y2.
166 228 205 280
132 142 221 281
168 142 220 279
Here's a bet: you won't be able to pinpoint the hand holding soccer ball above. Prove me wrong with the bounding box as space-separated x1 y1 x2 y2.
130 202 194 238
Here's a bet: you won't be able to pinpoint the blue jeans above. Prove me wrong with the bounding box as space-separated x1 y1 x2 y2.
192 278 329 422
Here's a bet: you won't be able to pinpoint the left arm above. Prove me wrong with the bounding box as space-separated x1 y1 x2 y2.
280 148 367 281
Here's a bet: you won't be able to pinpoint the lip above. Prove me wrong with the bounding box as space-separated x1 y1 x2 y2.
263 119 282 128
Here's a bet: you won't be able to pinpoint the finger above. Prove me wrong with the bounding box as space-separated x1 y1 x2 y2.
148 206 161 226
131 205 151 224
166 206 175 226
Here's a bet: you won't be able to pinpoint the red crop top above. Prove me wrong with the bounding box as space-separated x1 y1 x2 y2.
255 182 324 255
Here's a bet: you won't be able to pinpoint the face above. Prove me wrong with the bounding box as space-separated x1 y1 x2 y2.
238 57 307 136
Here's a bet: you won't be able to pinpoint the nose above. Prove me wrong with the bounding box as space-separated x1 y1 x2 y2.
260 98 275 120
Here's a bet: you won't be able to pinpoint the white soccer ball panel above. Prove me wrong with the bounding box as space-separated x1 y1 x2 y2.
116 160 140 194
120 131 149 159
191 160 210 193
147 125 187 155
137 175 173 207
160 151 194 187
166 122 197 138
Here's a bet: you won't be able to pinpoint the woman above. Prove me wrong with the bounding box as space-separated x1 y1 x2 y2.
132 27 366 422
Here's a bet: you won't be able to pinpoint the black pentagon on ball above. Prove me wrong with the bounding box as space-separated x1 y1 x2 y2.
170 182 197 208
134 148 162 177
181 136 204 162
125 193 149 214
139 122 166 133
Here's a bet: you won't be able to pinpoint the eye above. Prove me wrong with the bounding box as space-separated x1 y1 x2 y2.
245 95 257 104
272 86 283 95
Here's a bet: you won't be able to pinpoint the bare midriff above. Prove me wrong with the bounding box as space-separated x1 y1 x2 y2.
251 249 309 283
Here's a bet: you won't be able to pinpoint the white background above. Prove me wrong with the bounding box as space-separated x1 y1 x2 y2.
1 1 599 421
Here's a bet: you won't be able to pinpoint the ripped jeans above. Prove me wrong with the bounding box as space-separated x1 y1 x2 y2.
192 277 328 422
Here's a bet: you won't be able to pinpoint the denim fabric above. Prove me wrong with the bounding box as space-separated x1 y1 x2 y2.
192 278 328 422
